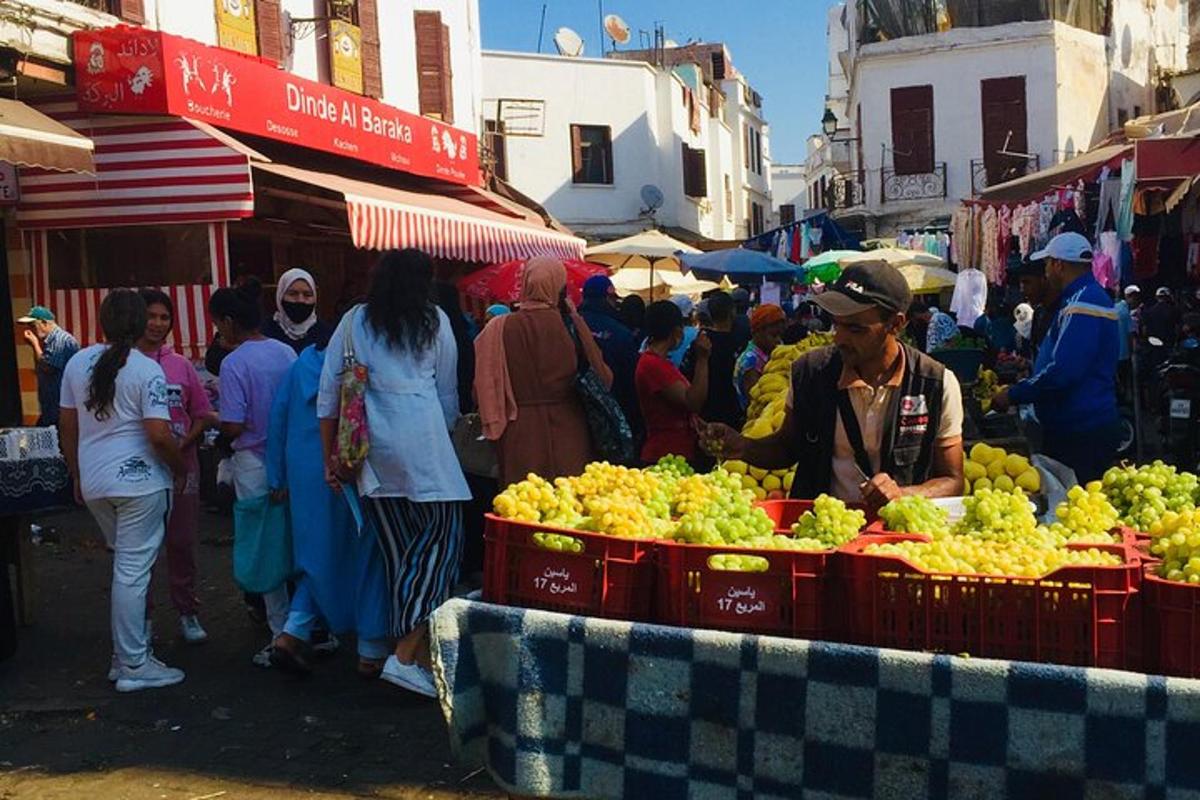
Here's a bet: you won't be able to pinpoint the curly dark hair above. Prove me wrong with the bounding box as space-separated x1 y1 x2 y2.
208 281 262 332
86 289 147 421
365 249 439 352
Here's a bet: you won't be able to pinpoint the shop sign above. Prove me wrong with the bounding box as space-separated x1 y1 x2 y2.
0 162 18 205
215 0 259 57
329 20 364 95
75 26 480 187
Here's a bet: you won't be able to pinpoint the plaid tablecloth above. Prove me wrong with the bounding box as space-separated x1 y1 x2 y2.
431 597 1200 799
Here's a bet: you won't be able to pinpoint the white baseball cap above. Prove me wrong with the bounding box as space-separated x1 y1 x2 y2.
1156 287 1172 298
1029 232 1094 264
1124 285 1141 296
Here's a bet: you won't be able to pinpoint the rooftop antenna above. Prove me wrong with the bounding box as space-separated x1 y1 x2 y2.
553 27 585 57
597 0 605 56
536 3 547 53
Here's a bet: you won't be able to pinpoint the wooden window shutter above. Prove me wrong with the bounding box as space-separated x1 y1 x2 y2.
440 23 454 125
359 0 383 98
570 125 584 182
695 148 707 197
890 85 934 175
981 76 1027 185
117 0 145 23
256 0 284 64
415 11 447 120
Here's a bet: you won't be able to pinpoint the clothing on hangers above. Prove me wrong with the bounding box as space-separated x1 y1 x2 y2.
950 268 988 329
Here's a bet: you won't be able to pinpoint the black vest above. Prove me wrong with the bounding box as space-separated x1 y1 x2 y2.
788 343 947 499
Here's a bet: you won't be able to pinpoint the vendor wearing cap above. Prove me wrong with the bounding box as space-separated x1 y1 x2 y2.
703 261 965 511
992 233 1120 482
17 305 78 427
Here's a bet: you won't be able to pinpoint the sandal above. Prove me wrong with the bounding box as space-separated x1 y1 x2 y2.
269 633 313 675
357 657 386 680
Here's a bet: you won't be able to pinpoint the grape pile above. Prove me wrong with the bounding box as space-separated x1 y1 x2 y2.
952 488 1047 546
879 496 950 537
531 532 584 553
862 538 1121 578
1148 509 1200 583
789 494 868 549
1102 462 1200 530
1043 483 1122 546
707 554 770 573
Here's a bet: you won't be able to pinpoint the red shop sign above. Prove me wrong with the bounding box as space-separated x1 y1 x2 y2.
74 26 481 187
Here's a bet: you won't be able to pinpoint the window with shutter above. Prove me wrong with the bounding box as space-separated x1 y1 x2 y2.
359 0 383 98
780 204 796 226
415 11 455 122
890 85 934 176
117 0 144 23
980 76 1028 185
724 175 733 220
485 120 508 182
743 125 750 169
256 0 283 64
571 125 612 184
682 144 707 198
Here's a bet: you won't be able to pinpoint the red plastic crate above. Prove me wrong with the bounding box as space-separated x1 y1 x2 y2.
836 534 1142 668
1143 571 1200 677
482 515 655 621
756 499 879 534
654 540 834 638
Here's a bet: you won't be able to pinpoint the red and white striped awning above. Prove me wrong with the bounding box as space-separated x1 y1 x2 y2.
253 162 586 263
16 98 255 229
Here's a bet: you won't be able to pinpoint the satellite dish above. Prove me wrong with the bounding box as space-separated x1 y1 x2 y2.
641 184 664 212
604 14 632 45
553 27 585 57
663 38 679 49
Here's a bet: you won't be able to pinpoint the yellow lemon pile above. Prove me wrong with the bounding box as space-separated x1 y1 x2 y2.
963 442 1040 496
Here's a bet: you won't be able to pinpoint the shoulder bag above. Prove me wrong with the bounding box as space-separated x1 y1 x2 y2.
563 315 636 464
336 306 370 471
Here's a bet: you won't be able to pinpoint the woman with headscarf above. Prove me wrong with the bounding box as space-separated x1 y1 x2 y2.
318 249 469 697
734 304 786 409
263 268 335 354
474 256 613 488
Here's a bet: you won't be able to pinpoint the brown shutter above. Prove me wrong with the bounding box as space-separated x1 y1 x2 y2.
359 0 383 98
256 0 283 64
440 23 454 125
981 76 1028 185
890 85 934 175
571 125 584 182
117 0 145 23
415 11 447 120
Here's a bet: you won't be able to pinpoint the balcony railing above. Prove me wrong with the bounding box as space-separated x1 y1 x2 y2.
830 173 866 211
970 154 1040 195
881 163 947 204
65 0 109 9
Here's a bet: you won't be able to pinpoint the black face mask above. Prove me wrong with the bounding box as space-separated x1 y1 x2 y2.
281 300 315 325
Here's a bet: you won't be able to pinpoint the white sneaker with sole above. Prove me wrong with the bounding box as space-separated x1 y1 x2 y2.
180 615 208 644
114 656 184 693
379 655 436 698
251 642 274 668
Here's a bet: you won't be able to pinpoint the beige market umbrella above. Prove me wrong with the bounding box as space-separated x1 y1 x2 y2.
610 268 719 301
585 229 702 271
842 248 945 268
898 264 959 294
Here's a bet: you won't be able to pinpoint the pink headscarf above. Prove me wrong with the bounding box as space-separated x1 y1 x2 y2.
474 257 611 442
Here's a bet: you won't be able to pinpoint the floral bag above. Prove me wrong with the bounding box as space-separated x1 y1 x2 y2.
336 306 370 471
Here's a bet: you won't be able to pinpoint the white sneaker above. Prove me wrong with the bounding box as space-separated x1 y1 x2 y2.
114 656 185 693
180 615 208 644
379 656 436 698
107 654 119 682
312 632 340 656
251 642 274 668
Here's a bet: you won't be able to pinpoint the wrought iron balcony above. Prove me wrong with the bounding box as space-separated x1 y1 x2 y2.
830 173 866 211
970 154 1040 195
881 163 947 204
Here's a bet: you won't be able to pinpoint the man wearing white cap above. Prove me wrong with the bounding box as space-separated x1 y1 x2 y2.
1115 286 1138 401
1143 286 1181 348
993 233 1120 481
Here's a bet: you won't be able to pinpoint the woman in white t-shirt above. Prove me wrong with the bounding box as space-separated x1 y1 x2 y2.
59 290 186 693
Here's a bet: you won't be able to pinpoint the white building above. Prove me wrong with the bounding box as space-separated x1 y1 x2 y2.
482 43 772 243
770 163 807 228
828 0 1189 236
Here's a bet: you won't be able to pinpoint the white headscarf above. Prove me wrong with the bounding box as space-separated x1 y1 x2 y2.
274 267 318 341
1013 302 1034 340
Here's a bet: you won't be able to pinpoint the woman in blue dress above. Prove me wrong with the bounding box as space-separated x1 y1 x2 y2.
266 340 390 677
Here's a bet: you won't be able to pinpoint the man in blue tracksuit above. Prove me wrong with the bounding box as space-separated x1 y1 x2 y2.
993 233 1120 482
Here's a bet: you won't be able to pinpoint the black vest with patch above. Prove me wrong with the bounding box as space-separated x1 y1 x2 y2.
787 343 947 499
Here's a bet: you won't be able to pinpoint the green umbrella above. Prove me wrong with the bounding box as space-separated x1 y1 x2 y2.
803 249 860 269
803 262 844 285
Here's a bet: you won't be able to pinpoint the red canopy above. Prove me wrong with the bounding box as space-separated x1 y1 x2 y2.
458 258 609 307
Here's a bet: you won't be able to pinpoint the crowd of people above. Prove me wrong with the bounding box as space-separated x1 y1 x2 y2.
20 228 1175 696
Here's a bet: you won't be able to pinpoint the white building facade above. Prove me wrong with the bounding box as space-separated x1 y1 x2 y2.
829 0 1188 236
482 44 772 243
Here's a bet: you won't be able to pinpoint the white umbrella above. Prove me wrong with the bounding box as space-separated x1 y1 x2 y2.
898 264 959 294
842 248 946 268
611 267 718 300
585 229 702 270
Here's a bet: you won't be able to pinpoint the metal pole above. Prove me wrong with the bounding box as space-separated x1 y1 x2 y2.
536 3 547 53
598 0 605 56
1133 347 1144 463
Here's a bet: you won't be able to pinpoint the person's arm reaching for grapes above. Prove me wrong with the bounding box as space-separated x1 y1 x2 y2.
702 403 798 470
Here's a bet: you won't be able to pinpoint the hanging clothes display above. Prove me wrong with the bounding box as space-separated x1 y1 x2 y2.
980 206 1002 284
1116 158 1137 242
950 268 988 329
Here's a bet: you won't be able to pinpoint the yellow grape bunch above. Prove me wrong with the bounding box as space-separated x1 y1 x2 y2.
1149 509 1200 583
790 494 867 548
1043 483 1122 546
863 537 1121 579
879 496 950 537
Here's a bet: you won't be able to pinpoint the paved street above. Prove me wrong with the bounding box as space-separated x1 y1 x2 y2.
0 507 502 800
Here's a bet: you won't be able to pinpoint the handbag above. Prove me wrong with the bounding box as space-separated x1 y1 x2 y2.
336 306 370 471
452 412 498 478
564 315 636 464
232 494 294 593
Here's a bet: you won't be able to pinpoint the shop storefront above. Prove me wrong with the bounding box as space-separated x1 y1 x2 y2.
8 26 584 419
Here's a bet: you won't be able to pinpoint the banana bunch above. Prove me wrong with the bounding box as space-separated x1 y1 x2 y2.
973 367 1001 413
743 332 834 439
722 459 795 501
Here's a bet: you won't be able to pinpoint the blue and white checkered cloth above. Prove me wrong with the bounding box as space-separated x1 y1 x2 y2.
431 597 1200 799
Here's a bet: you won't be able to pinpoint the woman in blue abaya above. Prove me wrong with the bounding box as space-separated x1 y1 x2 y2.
266 342 390 677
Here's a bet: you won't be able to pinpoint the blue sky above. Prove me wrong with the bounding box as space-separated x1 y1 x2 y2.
478 0 841 165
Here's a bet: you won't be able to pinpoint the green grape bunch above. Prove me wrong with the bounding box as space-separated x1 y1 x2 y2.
879 496 950 537
790 494 867 548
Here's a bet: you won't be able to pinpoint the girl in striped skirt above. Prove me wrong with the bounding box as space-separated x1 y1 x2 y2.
317 249 470 697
